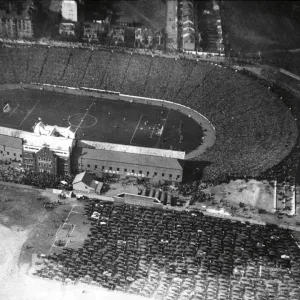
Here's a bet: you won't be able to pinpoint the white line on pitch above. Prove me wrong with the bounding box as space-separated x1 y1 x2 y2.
49 204 79 253
8 104 19 117
130 114 143 144
150 124 156 139
18 99 41 127
75 100 95 134
65 225 76 247
156 108 170 148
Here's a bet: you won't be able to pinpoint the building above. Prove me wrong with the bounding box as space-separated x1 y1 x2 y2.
180 0 195 51
0 134 23 162
0 116 184 182
33 120 76 139
0 0 33 39
0 13 33 39
73 147 183 182
0 120 75 175
23 146 58 174
83 22 99 40
61 0 77 22
59 22 76 36
72 171 102 193
116 15 134 27
114 192 163 209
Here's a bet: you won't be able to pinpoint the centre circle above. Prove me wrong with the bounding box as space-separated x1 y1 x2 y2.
68 113 98 129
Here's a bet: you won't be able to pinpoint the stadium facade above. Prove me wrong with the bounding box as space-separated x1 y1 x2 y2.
0 121 184 182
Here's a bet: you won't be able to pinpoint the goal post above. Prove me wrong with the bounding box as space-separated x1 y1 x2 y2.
3 103 11 113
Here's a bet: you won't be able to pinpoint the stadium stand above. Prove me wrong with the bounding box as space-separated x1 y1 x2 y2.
81 50 112 89
144 56 175 99
1 44 298 181
27 46 48 83
10 47 30 83
60 48 92 87
0 47 15 83
163 59 195 100
39 47 71 85
121 54 153 97
101 52 131 92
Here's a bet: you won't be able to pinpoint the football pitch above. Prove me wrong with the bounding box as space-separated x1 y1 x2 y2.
0 88 203 153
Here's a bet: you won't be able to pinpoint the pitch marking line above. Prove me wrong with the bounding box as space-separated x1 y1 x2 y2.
130 114 143 144
8 104 19 117
156 108 170 148
18 99 41 128
65 225 76 247
74 100 95 134
150 124 157 139
49 204 80 253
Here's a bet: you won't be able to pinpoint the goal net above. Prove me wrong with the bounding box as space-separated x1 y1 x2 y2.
3 103 11 113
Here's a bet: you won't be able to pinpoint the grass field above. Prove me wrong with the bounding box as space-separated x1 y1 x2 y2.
0 88 203 153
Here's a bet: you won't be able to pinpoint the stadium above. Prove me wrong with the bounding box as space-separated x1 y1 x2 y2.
1 43 300 300
0 45 297 183
2 1 300 300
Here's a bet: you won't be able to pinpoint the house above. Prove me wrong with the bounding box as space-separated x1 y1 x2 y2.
83 22 99 40
72 171 102 194
0 134 23 162
59 22 76 36
116 15 134 27
0 10 33 39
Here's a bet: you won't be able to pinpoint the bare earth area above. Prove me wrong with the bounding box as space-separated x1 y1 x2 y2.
0 235 145 300
0 184 146 300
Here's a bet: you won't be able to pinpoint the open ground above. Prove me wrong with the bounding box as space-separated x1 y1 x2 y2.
1 180 300 299
0 88 203 153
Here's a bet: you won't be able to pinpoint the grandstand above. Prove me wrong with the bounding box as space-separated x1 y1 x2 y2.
0 44 298 181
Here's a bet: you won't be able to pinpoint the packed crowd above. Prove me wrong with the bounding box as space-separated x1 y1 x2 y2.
21 170 74 189
0 45 298 182
0 162 74 189
36 201 300 300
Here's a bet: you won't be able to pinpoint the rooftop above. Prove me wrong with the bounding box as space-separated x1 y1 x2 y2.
0 134 22 149
73 171 94 187
75 148 183 171
0 126 74 154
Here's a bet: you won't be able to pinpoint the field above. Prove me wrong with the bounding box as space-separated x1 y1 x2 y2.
0 88 203 153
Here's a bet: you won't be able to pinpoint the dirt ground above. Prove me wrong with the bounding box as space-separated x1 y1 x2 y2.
190 179 300 232
0 223 144 300
0 184 147 300
209 179 274 211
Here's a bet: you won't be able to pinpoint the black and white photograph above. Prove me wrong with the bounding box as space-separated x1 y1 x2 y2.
0 0 300 299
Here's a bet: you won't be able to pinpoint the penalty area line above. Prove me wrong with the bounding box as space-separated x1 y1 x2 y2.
8 104 19 117
18 99 41 128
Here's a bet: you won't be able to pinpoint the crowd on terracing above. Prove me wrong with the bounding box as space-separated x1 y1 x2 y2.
0 44 298 183
35 200 300 300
